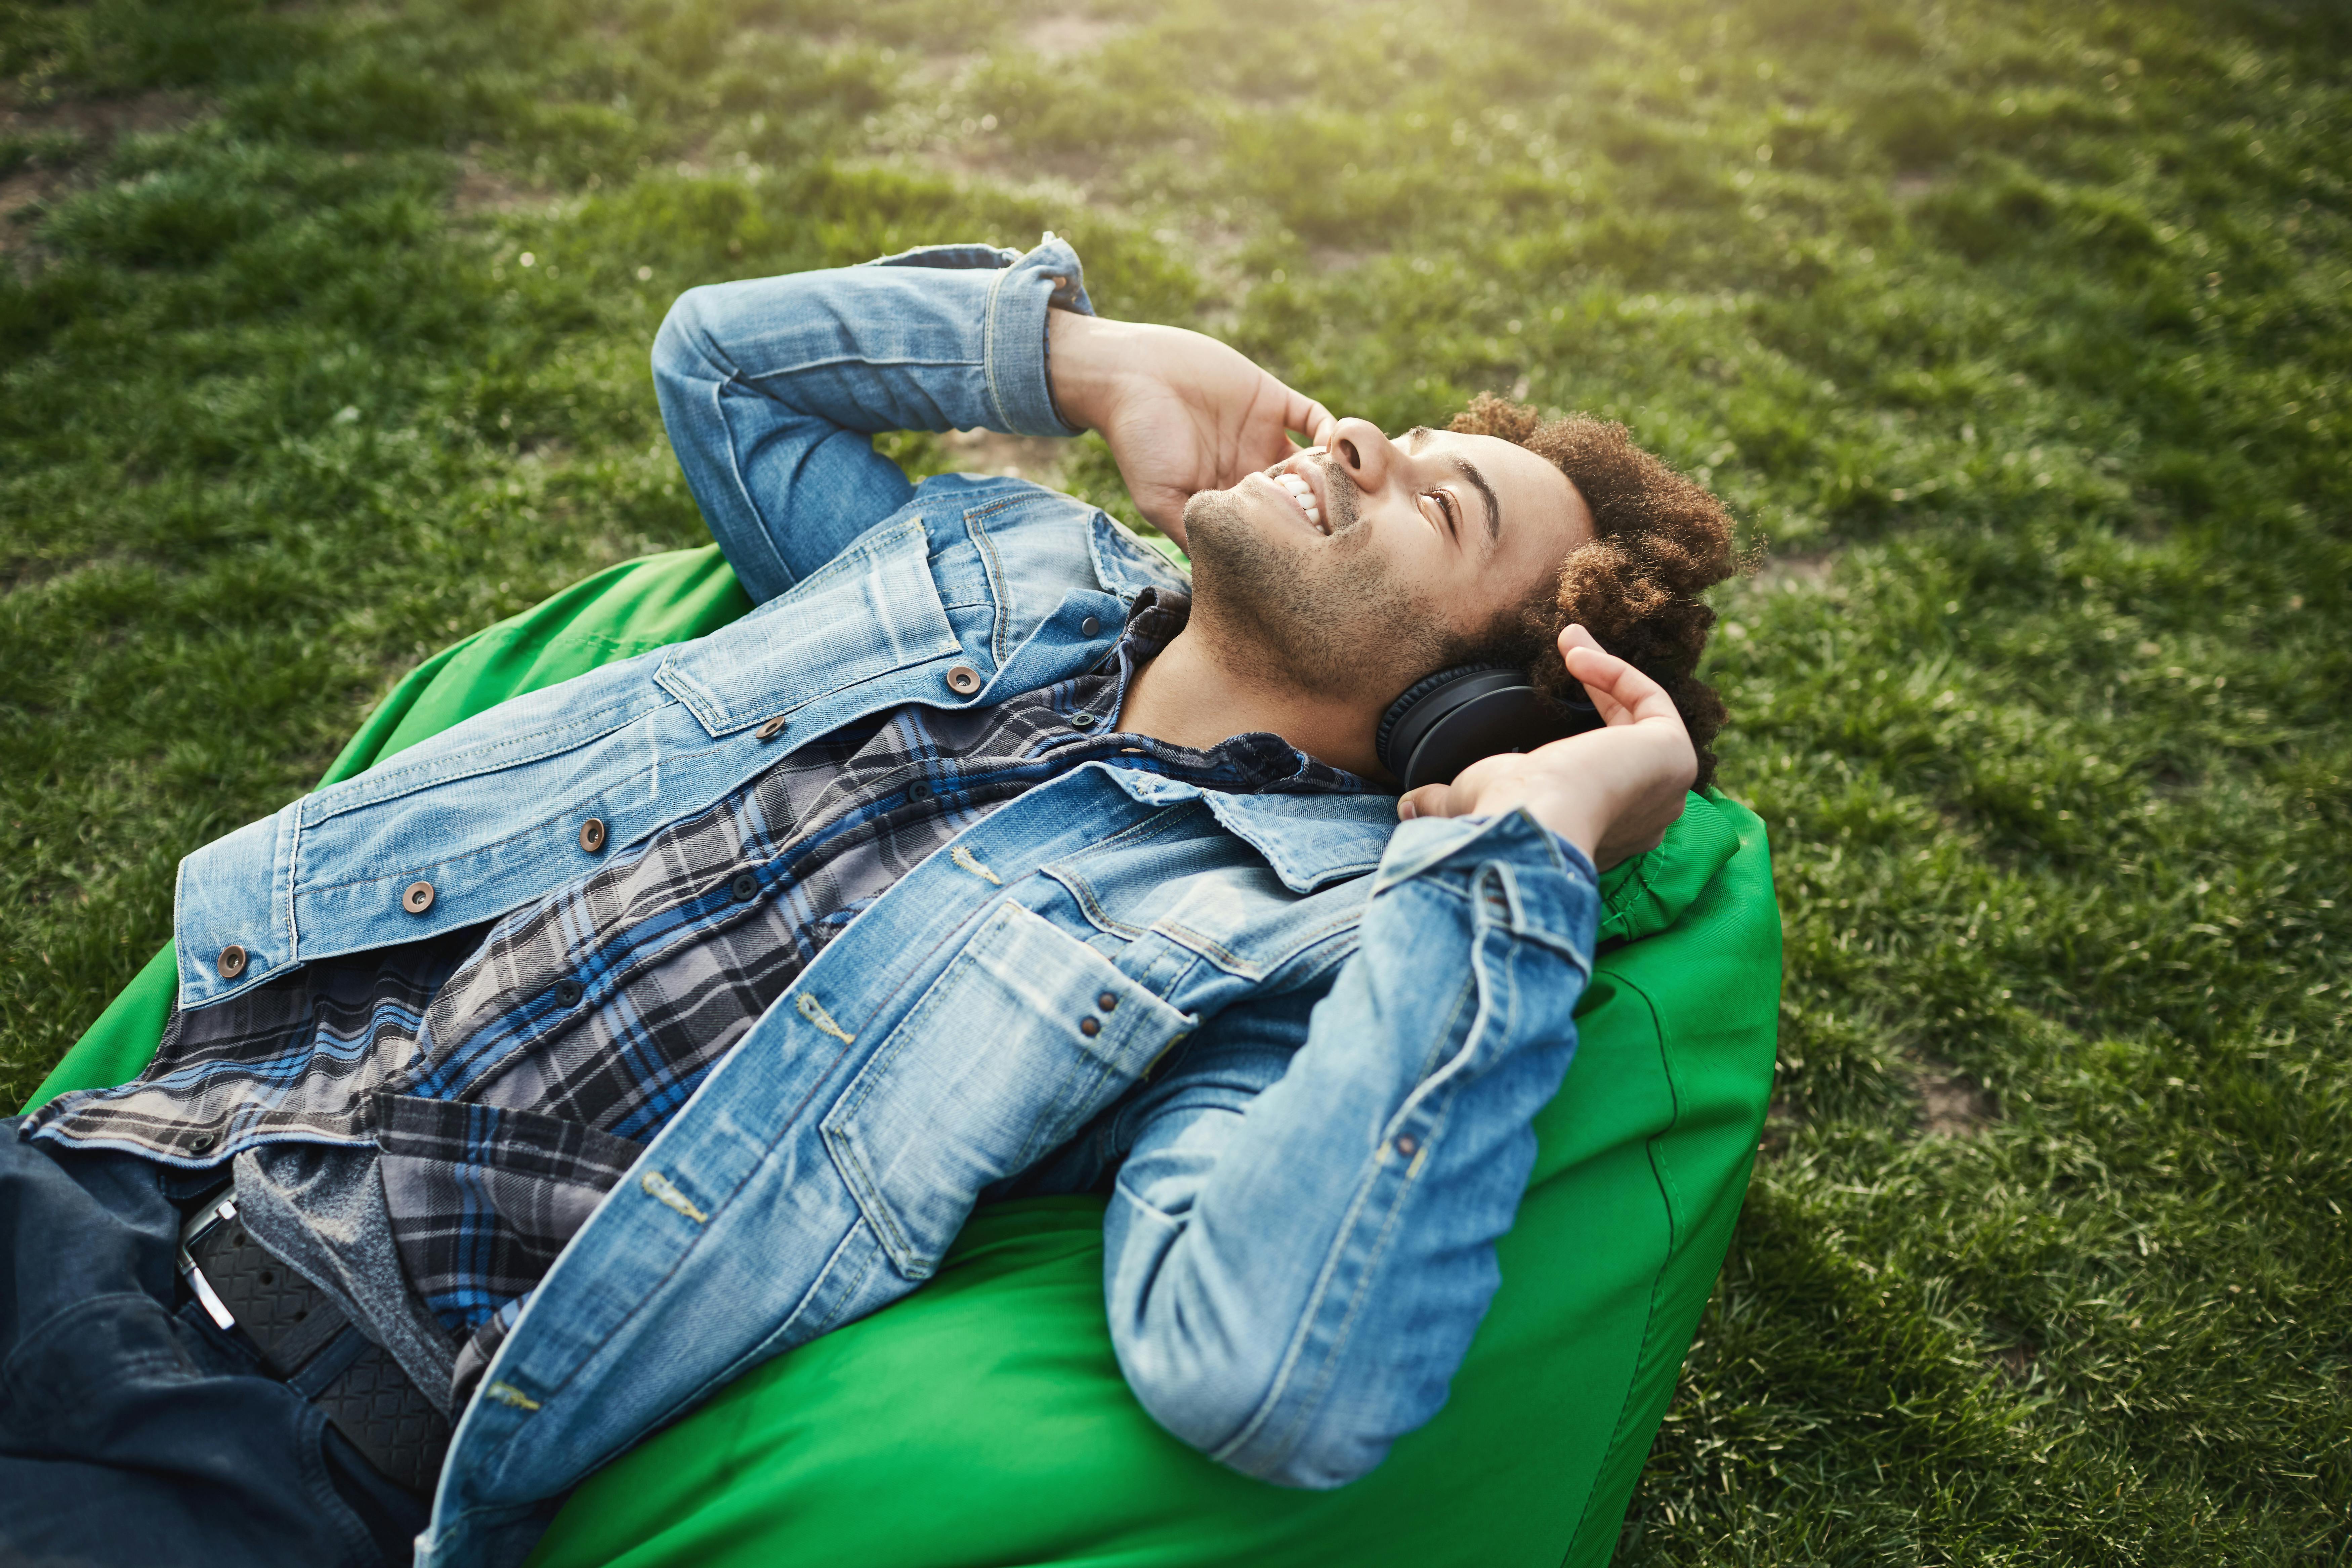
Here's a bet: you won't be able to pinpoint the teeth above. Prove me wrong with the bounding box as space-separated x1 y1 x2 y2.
1272 468 1326 532
1270 465 1327 534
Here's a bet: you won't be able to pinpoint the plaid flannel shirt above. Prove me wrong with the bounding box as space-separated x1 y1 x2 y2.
29 593 1361 1387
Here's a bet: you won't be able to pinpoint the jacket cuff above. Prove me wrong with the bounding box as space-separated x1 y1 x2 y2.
1371 809 1599 963
980 234 1093 437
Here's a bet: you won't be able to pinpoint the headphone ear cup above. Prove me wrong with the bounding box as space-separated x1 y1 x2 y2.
1377 666 1601 792
1374 663 1488 769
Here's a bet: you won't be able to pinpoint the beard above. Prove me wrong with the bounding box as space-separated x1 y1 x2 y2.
1181 465 1463 704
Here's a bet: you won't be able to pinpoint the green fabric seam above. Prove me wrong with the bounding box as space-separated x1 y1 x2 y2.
1557 969 1677 1568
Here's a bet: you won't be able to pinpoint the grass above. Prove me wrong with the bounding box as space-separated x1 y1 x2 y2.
2 0 2346 1559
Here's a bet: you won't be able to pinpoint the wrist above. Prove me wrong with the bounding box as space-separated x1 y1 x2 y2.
1524 797 1606 868
1046 310 1125 435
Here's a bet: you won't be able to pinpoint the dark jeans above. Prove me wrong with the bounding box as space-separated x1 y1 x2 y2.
0 1119 427 1568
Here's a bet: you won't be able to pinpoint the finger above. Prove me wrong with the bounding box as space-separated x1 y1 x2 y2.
1263 376 1335 456
1287 386 1335 446
1562 637 1680 727
1397 781 1454 821
1401 748 1527 818
1556 624 1632 724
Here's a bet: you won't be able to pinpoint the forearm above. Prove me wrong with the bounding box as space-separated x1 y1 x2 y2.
1105 810 1599 1487
649 237 1092 599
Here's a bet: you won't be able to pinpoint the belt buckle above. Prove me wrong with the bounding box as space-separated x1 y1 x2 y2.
176 1184 240 1331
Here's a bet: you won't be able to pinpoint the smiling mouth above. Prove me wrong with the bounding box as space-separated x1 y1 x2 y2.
1260 460 1330 535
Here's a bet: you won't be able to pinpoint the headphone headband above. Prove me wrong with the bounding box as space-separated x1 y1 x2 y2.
1375 663 1601 793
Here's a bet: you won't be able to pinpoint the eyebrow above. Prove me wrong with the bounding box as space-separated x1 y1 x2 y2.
1403 427 1502 549
1455 456 1501 546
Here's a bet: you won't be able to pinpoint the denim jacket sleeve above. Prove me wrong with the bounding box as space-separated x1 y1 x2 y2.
1100 808 1599 1489
649 236 1095 603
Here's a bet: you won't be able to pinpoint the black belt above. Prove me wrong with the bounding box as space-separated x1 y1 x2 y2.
177 1185 451 1494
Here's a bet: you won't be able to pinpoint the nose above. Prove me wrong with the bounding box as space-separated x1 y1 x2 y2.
1328 417 1398 494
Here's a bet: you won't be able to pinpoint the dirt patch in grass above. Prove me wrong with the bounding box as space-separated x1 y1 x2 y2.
0 88 207 274
1913 1055 1999 1137
1753 548 1839 592
450 153 541 217
1987 1341 2038 1385
942 428 1069 483
0 86 202 142
1020 12 1129 60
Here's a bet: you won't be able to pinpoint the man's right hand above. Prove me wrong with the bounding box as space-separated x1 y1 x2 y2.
1048 312 1333 548
1396 625 1698 871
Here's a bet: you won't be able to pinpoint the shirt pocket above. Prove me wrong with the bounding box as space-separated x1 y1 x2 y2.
821 899 1194 1281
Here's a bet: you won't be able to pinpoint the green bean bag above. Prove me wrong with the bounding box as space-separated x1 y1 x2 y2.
28 543 1781 1568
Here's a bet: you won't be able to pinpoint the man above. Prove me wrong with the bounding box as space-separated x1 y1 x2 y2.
2 236 1736 1568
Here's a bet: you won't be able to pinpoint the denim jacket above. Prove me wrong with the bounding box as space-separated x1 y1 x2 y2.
162 238 1605 1568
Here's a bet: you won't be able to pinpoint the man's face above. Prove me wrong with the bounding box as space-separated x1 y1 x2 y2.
1180 417 1593 700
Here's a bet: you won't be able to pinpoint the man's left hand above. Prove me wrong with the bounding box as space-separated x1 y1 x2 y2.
1397 626 1697 871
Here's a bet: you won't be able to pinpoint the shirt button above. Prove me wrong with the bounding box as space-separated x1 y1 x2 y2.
189 1133 216 1153
579 817 607 854
1069 713 1096 729
755 715 789 741
217 944 248 980
554 979 584 1007
945 664 982 696
1395 1134 1420 1158
908 780 933 802
729 871 759 902
1080 616 1101 637
1079 1016 1102 1038
403 881 435 915
1097 991 1118 1012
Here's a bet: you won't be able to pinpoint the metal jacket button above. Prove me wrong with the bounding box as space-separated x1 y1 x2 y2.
403 881 435 915
729 871 759 902
755 715 789 741
945 664 981 695
1080 616 1101 637
579 817 608 854
1079 1016 1102 1038
1394 1134 1419 1158
1097 991 1118 1012
217 944 247 980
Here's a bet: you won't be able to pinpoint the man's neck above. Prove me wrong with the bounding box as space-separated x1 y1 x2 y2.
1117 626 1392 783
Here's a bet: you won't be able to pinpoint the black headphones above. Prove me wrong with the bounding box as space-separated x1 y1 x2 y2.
1375 664 1603 793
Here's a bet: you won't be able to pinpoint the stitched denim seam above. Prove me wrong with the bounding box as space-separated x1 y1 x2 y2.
962 506 1014 667
303 705 653 824
712 373 792 595
1213 968 1480 1469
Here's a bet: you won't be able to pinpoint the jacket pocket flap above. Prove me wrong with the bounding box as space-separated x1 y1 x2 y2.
657 519 962 736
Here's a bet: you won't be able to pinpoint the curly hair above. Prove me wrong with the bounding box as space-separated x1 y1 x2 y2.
1448 394 1740 789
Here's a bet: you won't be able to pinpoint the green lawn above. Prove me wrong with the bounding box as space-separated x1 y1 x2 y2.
4 0 2347 1559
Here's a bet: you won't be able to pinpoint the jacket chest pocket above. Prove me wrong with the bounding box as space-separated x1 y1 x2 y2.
655 518 963 736
821 900 1194 1280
